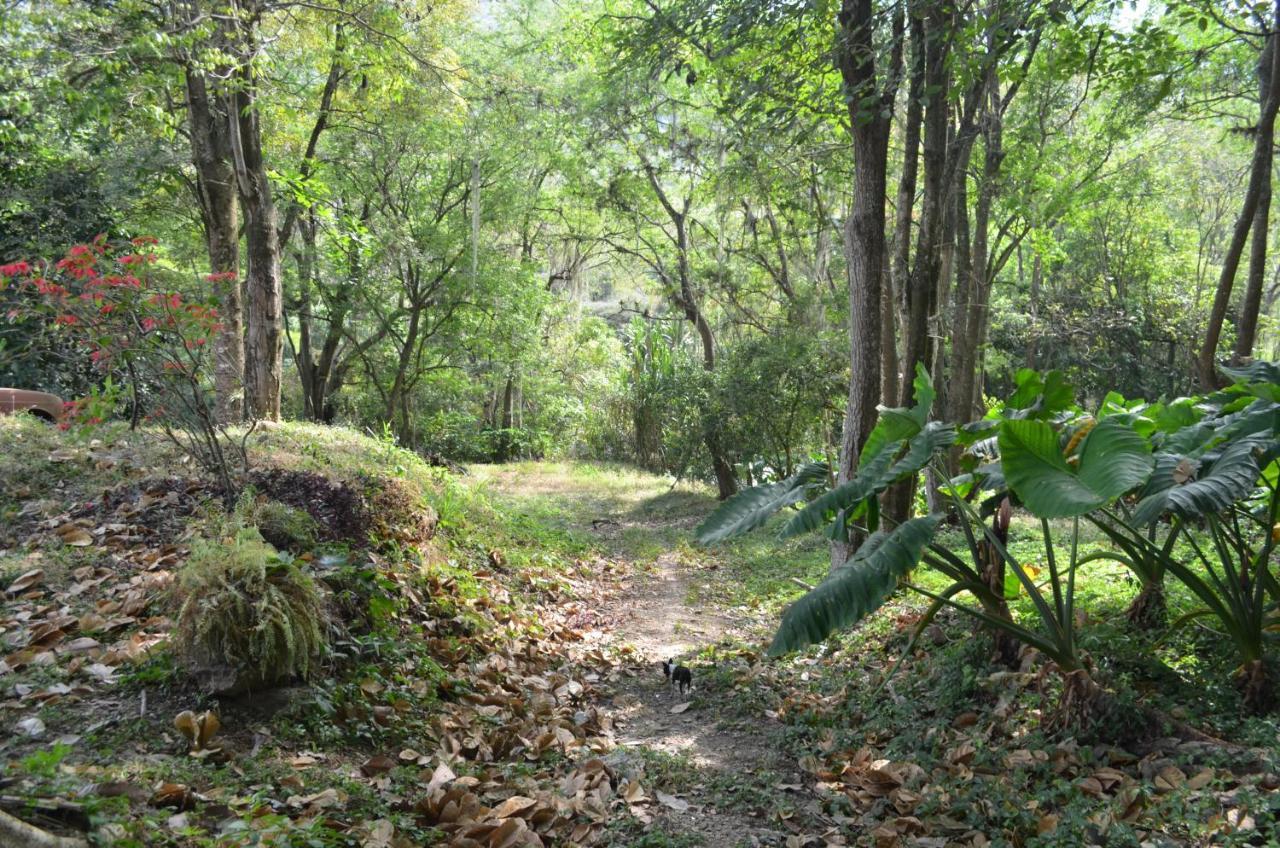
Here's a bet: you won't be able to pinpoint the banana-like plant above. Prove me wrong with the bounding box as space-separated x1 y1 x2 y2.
697 367 1167 735
1080 364 1280 712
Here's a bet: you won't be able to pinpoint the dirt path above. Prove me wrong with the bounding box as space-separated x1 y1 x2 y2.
590 532 826 847
472 465 830 846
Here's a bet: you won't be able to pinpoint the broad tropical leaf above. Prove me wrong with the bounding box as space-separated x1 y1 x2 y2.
779 448 896 539
858 363 935 465
999 418 1152 518
769 515 943 656
1132 437 1264 526
887 422 957 480
1220 360 1280 388
695 462 828 544
1004 369 1075 419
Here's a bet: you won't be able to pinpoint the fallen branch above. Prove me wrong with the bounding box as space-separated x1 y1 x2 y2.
789 577 815 590
0 809 88 848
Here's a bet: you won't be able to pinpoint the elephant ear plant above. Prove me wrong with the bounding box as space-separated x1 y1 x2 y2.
1084 363 1280 713
697 369 1171 739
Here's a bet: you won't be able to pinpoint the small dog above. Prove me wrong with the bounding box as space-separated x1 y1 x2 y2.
662 658 692 695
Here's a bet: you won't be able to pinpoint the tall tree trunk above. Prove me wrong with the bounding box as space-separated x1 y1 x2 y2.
880 259 900 407
497 375 515 461
184 66 242 424
1199 4 1280 388
227 7 283 421
1235 116 1275 363
887 8 925 409
832 0 902 569
640 159 738 500
952 82 1003 423
901 1 949 392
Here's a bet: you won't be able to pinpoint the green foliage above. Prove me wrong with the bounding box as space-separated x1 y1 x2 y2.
250 498 319 552
173 525 329 690
694 461 828 544
999 418 1153 518
769 515 942 655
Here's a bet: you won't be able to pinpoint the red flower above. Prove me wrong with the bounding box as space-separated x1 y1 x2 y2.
131 235 158 247
0 261 30 276
204 271 238 283
55 314 78 326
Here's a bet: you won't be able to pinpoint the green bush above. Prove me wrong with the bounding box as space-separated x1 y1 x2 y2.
173 526 329 694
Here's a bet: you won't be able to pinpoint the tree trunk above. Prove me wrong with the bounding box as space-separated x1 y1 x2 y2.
497 374 515 461
227 12 283 421
831 0 901 568
184 69 243 424
1199 4 1280 388
1234 133 1274 363
880 258 900 408
887 9 925 409
640 158 737 500
953 83 1002 423
901 1 949 390
1026 250 1041 369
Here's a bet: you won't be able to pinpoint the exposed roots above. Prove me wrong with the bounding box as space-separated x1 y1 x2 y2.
1046 669 1117 739
1238 660 1277 715
1125 580 1168 631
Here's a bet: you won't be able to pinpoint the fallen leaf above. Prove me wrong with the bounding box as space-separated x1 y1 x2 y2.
361 755 397 777
6 568 44 594
670 701 691 714
57 525 94 546
17 716 45 737
656 791 690 812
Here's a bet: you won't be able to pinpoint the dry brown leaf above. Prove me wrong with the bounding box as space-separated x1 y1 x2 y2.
1154 765 1186 794
6 568 44 594
426 762 457 792
150 783 195 810
670 701 691 714
491 795 538 819
1186 768 1215 791
57 525 94 546
361 755 398 777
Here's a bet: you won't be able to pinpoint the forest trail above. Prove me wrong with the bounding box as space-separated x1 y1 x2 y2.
475 464 831 848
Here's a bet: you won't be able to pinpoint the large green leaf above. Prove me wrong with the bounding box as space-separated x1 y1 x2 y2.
1220 360 1280 388
999 418 1152 518
1131 437 1264 526
1004 369 1075 419
769 514 943 656
695 462 828 545
778 448 896 539
781 422 955 541
858 363 934 465
886 421 957 481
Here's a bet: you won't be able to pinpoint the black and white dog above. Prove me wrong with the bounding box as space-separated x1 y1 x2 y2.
662 658 692 695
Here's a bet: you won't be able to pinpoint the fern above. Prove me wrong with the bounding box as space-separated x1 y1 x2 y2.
174 526 328 689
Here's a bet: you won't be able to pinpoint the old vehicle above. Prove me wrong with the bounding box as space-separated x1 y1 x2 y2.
0 388 65 422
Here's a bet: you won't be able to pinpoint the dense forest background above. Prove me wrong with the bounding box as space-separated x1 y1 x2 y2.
1 0 1274 496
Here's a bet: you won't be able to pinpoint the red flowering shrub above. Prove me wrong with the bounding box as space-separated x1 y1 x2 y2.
0 236 249 505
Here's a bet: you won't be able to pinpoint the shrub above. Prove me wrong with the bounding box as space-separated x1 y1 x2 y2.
0 238 249 506
173 526 328 694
